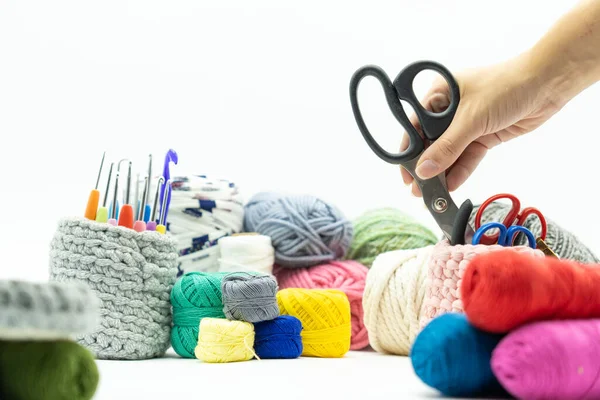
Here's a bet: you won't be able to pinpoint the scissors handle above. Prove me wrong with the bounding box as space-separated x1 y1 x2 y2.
517 207 548 241
393 61 460 141
475 193 548 243
472 222 536 249
472 222 507 246
474 193 521 245
349 61 460 164
503 225 536 249
350 65 423 163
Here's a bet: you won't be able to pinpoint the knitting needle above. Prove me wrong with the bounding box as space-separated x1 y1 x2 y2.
95 162 114 223
146 176 165 231
143 154 152 223
133 176 148 232
156 179 171 234
84 151 106 220
117 160 134 229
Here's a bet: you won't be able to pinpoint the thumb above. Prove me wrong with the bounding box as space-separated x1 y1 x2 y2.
415 107 480 180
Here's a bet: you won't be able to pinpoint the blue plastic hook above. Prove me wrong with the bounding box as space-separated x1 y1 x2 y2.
159 149 178 224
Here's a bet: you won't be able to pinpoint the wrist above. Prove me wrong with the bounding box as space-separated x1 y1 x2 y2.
523 0 600 107
519 48 581 109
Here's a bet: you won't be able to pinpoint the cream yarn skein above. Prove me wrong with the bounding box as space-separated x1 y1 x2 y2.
363 246 434 356
218 234 275 275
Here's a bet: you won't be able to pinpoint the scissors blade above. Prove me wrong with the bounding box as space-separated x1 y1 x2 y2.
403 157 475 242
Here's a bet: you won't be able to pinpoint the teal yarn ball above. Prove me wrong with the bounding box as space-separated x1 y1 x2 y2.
170 271 228 358
346 208 437 267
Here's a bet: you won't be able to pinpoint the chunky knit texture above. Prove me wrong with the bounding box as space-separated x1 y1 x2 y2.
472 202 599 263
363 247 434 355
0 279 99 340
49 217 178 360
421 241 544 329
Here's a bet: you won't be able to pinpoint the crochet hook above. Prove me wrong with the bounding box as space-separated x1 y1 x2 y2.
143 154 152 223
156 179 171 234
107 160 124 226
95 162 114 223
159 149 178 225
146 176 165 231
133 172 140 220
84 151 106 220
117 160 134 229
133 176 148 232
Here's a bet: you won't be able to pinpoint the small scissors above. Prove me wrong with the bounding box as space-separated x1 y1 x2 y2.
349 61 475 244
473 193 547 246
472 222 536 249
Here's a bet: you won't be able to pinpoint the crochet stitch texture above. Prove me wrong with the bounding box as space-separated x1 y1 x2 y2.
49 217 178 360
0 279 99 339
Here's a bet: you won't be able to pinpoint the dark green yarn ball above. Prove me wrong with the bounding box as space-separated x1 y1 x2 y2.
0 340 99 400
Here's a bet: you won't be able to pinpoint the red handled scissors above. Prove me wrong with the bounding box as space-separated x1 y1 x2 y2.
474 193 548 246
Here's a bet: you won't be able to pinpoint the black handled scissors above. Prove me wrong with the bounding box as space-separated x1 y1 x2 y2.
349 61 475 244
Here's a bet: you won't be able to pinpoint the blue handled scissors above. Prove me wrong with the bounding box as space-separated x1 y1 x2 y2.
349 61 475 244
472 222 536 249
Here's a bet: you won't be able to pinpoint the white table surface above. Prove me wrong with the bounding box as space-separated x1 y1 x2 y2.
93 349 493 400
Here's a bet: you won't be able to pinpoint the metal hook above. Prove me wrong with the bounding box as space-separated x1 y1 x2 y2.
138 175 149 221
112 159 131 218
146 154 153 202
151 176 165 222
102 162 114 207
95 151 106 190
160 179 172 226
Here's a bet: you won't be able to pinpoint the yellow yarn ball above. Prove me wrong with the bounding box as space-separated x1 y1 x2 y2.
276 288 351 358
194 318 256 363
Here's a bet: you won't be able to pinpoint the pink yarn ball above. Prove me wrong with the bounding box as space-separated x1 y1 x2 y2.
274 260 369 350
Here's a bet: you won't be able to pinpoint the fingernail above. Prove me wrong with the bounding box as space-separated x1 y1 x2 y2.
416 160 439 179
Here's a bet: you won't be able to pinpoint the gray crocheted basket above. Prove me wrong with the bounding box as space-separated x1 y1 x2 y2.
49 217 178 360
0 279 100 340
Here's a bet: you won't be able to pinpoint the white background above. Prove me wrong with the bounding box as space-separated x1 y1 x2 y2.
0 1 597 399
0 0 595 278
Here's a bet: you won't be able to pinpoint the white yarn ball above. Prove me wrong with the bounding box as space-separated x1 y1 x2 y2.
362 246 434 356
218 234 275 275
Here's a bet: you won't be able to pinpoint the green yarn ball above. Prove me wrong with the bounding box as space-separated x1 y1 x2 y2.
0 340 99 400
346 208 438 267
170 271 228 358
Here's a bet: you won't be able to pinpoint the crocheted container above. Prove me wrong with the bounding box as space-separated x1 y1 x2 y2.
49 217 178 360
0 279 100 341
420 240 544 330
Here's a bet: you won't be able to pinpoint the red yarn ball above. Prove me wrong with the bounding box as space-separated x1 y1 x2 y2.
274 260 369 350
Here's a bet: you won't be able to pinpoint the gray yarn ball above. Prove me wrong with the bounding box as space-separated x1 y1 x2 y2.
243 192 353 268
0 279 99 340
221 272 279 323
471 202 599 263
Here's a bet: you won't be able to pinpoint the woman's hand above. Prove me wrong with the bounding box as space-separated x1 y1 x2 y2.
402 0 600 197
401 54 564 197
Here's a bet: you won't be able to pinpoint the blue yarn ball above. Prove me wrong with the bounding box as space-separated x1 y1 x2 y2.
243 192 353 268
410 313 506 397
253 315 303 359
